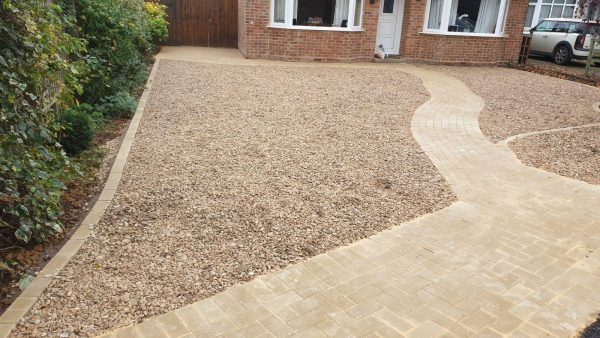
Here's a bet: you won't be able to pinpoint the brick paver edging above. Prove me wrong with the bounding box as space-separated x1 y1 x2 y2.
0 59 161 338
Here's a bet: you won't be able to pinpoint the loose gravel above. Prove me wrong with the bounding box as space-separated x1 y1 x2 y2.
432 66 600 142
14 60 455 337
510 127 600 185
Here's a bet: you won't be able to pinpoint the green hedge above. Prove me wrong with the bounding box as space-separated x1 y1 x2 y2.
0 0 168 244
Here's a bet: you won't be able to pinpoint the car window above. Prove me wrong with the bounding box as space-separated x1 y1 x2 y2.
535 20 555 32
569 23 585 34
553 22 571 33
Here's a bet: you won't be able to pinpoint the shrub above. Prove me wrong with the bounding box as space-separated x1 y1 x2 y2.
96 91 137 119
60 105 97 156
1 0 87 243
75 0 150 104
144 1 169 46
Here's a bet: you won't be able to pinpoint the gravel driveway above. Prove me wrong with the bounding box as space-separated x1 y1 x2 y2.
14 60 454 336
510 127 600 185
433 66 600 142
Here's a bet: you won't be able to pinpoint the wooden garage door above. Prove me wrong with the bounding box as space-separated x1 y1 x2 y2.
161 0 237 47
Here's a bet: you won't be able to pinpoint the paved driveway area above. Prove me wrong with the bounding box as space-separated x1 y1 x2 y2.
97 50 600 337
10 48 600 338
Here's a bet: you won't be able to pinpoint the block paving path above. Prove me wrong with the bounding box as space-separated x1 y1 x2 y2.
100 60 600 337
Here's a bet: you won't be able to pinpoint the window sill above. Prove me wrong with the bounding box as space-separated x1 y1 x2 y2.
268 25 363 32
419 31 508 38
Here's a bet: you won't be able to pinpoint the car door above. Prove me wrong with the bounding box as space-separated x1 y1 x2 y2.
530 20 557 54
548 21 572 51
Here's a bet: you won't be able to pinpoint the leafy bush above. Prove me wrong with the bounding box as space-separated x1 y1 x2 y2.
96 92 137 119
144 1 169 45
75 0 150 104
1 0 87 243
60 105 98 156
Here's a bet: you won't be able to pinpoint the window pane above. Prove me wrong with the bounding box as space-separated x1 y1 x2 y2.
427 0 443 29
535 20 555 31
525 5 535 27
294 0 350 27
554 21 570 32
383 0 395 13
542 0 552 3
448 0 501 33
539 5 551 19
554 0 565 4
565 0 575 4
274 0 285 22
354 0 363 26
551 5 563 17
562 6 574 17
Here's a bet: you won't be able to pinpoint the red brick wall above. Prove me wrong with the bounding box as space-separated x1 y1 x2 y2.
239 0 380 61
239 0 528 64
399 0 529 65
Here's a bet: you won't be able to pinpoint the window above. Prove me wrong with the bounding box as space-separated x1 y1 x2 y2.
271 0 363 30
425 0 509 35
524 0 577 29
533 20 555 31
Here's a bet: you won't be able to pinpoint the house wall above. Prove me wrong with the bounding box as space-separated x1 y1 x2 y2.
399 0 529 65
238 0 380 62
239 0 529 65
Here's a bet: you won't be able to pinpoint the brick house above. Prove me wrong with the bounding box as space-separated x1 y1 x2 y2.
162 0 531 65
238 0 531 64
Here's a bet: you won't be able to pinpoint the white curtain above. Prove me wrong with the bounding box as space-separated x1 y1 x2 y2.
428 0 443 29
333 0 350 26
274 0 285 22
449 0 458 26
474 0 501 33
294 0 298 20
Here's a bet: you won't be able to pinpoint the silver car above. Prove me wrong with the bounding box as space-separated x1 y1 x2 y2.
529 18 600 65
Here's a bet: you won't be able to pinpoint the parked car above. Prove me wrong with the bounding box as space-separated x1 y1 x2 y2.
529 18 600 65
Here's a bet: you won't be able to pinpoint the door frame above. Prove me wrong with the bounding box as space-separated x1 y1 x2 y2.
376 0 405 55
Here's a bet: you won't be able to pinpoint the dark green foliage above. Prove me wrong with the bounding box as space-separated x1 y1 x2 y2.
96 92 137 119
75 0 151 104
60 105 97 156
1 0 87 243
1 0 167 245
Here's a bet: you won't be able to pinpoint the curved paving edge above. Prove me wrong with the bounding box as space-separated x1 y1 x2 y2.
498 122 600 147
96 64 600 338
0 60 162 338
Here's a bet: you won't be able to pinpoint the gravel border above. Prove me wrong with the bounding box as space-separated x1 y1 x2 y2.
13 60 455 337
509 126 600 185
429 66 600 143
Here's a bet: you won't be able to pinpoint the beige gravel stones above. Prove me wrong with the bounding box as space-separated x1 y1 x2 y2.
510 126 600 185
432 66 600 142
13 60 454 336
100 61 600 338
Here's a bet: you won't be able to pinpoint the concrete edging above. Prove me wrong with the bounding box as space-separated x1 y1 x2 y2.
0 59 161 338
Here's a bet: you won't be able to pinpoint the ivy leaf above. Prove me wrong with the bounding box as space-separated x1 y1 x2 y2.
15 226 31 243
18 274 34 291
0 55 6 67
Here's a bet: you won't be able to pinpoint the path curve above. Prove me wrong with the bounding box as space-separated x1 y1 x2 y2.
100 65 600 338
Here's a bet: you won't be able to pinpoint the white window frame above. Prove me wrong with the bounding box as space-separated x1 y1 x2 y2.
269 0 364 31
524 0 578 30
422 0 509 36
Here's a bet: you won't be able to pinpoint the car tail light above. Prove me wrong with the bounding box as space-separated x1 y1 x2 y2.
575 34 585 49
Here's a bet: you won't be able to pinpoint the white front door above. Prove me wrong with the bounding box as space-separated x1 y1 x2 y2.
376 0 405 55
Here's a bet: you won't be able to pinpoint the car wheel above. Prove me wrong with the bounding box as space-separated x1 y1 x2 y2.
553 45 571 65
